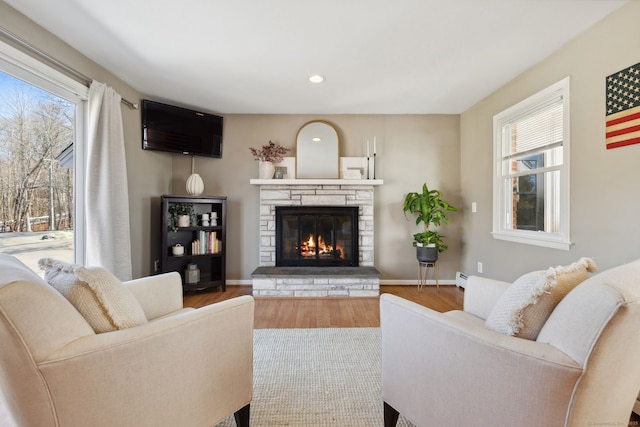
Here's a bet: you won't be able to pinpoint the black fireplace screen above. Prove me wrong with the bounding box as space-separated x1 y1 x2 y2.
275 206 359 267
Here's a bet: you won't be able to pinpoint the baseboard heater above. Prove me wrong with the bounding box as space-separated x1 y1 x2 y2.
455 271 469 289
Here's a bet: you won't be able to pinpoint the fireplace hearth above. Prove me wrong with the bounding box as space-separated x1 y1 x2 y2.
276 206 359 267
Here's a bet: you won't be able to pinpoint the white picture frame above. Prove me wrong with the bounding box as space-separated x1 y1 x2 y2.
274 157 296 179
340 157 368 179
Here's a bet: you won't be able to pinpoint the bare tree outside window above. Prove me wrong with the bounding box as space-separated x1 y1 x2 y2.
0 71 74 272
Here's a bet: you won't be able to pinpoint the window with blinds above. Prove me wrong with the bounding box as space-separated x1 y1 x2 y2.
492 77 571 250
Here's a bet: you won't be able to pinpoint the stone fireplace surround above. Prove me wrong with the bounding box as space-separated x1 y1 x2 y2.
250 179 383 297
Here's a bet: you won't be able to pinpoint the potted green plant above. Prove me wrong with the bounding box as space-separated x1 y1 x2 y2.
168 202 194 232
402 183 456 262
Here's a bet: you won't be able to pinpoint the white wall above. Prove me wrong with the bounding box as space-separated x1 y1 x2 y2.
169 114 461 281
460 2 640 281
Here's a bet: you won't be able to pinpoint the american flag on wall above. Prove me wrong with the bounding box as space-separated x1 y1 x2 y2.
606 62 640 149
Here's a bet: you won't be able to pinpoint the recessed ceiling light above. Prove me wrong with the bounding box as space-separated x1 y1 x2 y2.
309 75 325 83
312 137 322 142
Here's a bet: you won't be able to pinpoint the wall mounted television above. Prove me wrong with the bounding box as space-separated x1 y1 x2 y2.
141 99 223 158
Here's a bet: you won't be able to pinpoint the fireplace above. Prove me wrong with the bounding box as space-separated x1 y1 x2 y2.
276 206 359 267
250 180 382 296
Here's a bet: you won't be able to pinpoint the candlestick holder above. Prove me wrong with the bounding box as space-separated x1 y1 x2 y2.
373 153 377 179
366 156 370 179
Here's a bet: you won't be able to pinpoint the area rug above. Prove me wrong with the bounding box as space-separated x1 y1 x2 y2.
215 327 413 427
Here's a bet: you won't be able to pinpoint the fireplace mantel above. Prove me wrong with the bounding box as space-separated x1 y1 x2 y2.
250 179 383 186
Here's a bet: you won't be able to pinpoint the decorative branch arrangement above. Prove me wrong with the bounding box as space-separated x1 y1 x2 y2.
249 141 290 163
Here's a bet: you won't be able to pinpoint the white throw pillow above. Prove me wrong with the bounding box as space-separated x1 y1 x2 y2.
39 258 148 333
484 257 597 340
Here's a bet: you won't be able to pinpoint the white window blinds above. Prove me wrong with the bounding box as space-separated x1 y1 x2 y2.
502 96 564 158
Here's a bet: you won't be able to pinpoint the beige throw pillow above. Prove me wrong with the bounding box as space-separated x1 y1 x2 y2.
485 257 597 340
39 258 148 333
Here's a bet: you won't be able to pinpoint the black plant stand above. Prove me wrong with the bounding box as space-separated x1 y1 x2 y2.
418 260 439 292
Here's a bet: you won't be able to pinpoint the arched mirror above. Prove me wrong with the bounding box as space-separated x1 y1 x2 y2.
296 120 340 178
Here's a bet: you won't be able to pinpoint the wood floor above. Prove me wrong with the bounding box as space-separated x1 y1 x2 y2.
183 284 464 328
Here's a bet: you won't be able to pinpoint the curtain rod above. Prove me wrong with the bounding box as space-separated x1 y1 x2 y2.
0 26 139 110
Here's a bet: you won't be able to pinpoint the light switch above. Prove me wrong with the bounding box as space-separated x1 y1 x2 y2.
472 202 477 213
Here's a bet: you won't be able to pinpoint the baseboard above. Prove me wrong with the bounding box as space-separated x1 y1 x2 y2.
226 280 253 285
379 279 456 286
225 279 456 286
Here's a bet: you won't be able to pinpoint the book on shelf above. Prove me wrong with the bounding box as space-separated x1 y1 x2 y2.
191 231 221 255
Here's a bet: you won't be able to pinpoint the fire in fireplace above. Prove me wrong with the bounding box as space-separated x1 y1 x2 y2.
275 206 359 267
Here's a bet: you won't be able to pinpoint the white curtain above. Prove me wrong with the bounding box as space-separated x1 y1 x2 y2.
85 81 132 281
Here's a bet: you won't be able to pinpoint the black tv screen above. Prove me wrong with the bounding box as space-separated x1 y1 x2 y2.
142 99 223 158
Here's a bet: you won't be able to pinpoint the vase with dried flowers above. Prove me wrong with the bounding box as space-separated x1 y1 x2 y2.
249 141 291 179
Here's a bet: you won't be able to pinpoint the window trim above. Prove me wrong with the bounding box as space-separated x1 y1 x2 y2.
492 77 572 251
0 41 89 262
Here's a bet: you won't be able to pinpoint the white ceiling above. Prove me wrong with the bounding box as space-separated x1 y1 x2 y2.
5 0 628 114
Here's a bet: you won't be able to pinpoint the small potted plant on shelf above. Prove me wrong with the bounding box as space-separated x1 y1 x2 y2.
168 202 194 232
249 140 291 179
402 183 456 262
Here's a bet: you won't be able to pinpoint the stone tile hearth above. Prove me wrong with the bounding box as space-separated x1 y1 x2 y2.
251 266 381 297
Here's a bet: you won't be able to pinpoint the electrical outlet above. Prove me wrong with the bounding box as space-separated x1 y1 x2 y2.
477 262 483 273
154 260 160 273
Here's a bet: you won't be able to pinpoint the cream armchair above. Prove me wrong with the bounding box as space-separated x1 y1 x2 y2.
0 254 254 427
381 259 640 427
